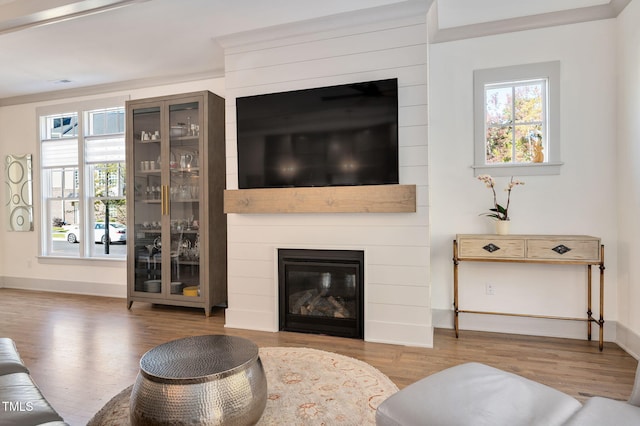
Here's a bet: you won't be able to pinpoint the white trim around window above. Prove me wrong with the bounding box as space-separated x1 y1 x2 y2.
473 61 562 177
37 96 129 261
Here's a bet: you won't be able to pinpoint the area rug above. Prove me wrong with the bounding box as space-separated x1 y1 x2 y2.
87 346 399 425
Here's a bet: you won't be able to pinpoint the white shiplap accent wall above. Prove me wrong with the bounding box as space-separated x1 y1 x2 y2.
220 8 431 347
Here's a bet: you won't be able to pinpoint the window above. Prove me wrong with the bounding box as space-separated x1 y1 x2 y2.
473 61 562 176
38 98 127 259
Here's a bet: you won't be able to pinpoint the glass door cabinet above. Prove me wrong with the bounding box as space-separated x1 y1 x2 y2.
126 91 226 315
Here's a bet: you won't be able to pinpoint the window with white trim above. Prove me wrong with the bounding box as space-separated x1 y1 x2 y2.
473 61 562 176
38 98 127 259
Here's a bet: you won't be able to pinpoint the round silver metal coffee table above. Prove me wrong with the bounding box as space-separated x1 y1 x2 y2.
130 335 267 426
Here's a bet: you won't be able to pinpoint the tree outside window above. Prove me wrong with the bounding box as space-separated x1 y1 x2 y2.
485 80 545 164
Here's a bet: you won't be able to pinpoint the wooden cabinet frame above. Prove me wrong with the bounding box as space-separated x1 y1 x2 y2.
126 91 227 316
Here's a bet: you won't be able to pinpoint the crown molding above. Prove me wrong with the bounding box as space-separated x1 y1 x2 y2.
430 0 631 44
0 69 224 107
217 0 433 52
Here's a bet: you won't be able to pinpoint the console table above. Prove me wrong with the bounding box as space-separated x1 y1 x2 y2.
453 234 605 350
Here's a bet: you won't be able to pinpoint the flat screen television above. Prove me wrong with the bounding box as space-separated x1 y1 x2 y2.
236 78 399 189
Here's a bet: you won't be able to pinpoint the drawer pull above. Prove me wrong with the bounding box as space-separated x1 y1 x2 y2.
552 244 572 255
483 243 501 253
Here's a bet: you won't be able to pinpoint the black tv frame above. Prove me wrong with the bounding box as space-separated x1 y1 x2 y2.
235 78 399 189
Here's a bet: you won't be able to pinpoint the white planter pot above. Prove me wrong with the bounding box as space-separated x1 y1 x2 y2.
495 220 510 235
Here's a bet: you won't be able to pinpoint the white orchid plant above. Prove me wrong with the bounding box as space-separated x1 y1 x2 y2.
477 175 525 221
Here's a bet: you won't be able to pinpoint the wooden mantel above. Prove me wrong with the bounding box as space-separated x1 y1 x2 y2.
224 184 416 214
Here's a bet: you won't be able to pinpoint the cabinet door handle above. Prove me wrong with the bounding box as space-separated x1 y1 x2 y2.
162 185 169 215
165 185 170 215
161 185 165 215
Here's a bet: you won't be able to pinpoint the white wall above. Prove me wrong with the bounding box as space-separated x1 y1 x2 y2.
221 8 431 347
429 19 619 339
615 0 640 358
0 78 226 296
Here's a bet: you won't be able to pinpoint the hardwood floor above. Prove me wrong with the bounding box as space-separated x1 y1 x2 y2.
1 288 637 425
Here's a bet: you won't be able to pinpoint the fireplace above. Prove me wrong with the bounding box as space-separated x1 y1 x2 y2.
278 249 364 339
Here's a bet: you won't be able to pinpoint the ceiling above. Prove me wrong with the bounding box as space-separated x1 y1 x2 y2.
0 0 629 105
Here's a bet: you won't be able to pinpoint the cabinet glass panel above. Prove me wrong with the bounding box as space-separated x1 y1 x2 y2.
132 106 163 294
168 101 201 298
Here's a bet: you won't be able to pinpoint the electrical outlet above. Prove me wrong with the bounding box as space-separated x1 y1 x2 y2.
486 283 496 295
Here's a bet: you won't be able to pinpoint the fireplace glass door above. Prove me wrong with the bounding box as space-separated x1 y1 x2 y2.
279 249 364 338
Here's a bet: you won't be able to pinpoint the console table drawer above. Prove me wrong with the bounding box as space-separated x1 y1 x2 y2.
526 239 600 262
458 238 525 259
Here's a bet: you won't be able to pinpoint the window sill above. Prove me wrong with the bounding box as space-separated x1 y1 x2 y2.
472 162 563 177
37 256 125 267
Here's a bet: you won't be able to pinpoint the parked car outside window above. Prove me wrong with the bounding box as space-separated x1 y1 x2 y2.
65 222 126 244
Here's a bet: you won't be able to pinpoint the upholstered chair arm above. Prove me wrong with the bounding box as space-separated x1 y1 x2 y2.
629 362 640 407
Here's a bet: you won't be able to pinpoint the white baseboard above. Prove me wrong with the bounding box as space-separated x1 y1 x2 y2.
1 276 126 298
432 308 633 349
224 308 279 332
365 320 434 348
615 322 640 360
434 308 594 339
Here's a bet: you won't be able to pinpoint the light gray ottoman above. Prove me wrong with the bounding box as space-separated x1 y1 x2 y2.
375 362 582 426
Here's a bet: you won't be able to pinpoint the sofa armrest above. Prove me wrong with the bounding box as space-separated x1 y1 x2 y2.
564 396 640 426
629 362 640 407
0 373 67 425
0 338 29 375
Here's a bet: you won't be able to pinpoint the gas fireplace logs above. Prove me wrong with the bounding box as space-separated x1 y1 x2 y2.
290 289 353 318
